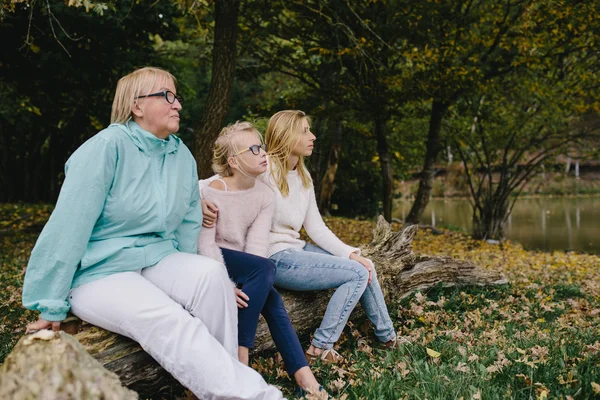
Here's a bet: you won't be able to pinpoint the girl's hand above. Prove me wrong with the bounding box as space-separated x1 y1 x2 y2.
234 288 249 308
26 317 61 334
201 200 218 228
350 253 373 284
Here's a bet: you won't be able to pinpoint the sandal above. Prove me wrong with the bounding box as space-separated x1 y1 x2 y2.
295 385 329 399
381 336 411 349
305 348 343 363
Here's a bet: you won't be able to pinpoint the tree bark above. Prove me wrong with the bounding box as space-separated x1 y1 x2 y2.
472 196 509 240
194 0 241 179
406 100 448 224
0 330 138 399
376 116 394 222
2 218 507 397
318 120 342 215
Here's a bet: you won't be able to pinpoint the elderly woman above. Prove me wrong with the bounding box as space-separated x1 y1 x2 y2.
22 67 282 399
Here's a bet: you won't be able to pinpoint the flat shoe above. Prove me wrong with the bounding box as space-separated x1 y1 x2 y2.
305 348 343 363
382 336 410 349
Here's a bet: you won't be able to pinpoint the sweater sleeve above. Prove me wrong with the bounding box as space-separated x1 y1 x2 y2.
302 185 360 258
173 159 202 254
22 135 116 321
196 191 225 264
244 191 275 258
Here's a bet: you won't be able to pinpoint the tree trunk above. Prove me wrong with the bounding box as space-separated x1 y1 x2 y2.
318 120 342 215
2 218 507 398
194 0 241 179
406 100 448 224
376 116 394 222
472 196 509 240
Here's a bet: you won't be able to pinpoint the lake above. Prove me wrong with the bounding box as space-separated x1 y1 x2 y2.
393 196 600 255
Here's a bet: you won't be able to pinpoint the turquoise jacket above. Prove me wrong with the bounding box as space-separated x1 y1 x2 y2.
22 121 202 321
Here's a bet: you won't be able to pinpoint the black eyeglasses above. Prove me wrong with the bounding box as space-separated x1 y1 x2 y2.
234 144 268 156
135 90 183 104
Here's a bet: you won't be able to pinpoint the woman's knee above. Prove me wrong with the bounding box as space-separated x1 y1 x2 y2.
352 262 370 284
196 257 230 283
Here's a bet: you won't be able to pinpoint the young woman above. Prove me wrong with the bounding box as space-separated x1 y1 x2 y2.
197 122 325 396
22 67 283 399
202 110 400 364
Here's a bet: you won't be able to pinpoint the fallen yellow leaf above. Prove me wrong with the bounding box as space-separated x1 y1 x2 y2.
426 348 441 358
591 382 600 394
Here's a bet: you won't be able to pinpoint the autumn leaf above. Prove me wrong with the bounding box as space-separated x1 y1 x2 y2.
426 348 441 358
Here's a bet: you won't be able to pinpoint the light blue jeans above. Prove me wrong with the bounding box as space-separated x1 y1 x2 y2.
270 243 396 350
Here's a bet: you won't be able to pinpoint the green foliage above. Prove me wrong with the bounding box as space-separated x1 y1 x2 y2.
2 0 599 222
0 1 199 201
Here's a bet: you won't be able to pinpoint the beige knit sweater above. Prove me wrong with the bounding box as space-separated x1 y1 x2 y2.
197 180 275 264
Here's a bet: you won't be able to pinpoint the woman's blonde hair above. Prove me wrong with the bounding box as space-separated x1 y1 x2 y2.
212 121 262 177
265 110 312 196
111 67 177 124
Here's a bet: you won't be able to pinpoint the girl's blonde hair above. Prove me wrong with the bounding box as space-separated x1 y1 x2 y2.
212 121 262 177
111 67 177 124
265 110 312 196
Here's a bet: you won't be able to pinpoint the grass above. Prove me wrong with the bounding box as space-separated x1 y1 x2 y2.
1 204 599 399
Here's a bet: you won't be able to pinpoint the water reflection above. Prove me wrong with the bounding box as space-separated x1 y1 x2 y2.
394 196 600 254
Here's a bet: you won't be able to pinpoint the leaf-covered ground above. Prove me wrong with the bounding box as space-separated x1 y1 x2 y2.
1 204 599 399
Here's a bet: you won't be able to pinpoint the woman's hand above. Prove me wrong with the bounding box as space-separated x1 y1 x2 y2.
26 317 61 334
234 288 250 308
350 253 373 284
201 199 218 228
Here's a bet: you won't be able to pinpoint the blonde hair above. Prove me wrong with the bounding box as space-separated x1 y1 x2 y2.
264 110 312 196
212 121 262 177
111 67 177 124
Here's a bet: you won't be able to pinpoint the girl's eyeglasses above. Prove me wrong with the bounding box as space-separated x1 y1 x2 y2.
234 144 268 156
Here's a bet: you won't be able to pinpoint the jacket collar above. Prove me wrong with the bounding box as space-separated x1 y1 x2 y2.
113 120 180 155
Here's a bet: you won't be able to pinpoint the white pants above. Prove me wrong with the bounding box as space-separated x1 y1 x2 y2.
69 252 283 400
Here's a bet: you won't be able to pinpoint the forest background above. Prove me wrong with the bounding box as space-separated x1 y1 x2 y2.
2 0 599 241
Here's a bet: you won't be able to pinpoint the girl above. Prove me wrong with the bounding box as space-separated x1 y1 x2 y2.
197 121 325 396
202 111 401 363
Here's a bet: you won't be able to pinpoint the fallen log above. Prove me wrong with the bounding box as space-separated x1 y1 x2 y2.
0 330 138 399
1 218 507 398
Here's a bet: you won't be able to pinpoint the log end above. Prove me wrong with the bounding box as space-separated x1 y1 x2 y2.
0 331 138 399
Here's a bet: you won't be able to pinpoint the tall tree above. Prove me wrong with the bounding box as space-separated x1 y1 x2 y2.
194 0 240 179
404 0 536 224
450 1 600 239
241 0 413 221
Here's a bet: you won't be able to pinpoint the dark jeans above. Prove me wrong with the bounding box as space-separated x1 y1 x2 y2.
221 248 308 376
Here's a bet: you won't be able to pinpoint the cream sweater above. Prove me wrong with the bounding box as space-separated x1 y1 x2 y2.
197 180 275 264
263 169 360 258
